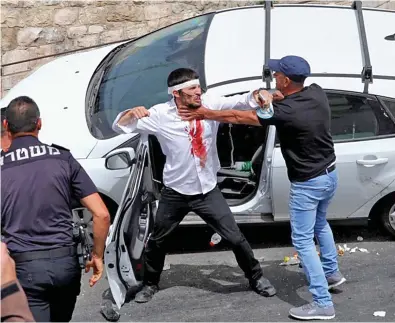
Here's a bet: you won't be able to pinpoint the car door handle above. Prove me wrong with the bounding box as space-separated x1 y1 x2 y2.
356 158 389 166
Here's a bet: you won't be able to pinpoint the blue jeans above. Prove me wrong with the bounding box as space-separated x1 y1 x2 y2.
289 169 339 308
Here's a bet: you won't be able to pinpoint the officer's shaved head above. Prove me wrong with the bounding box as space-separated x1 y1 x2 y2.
5 96 40 135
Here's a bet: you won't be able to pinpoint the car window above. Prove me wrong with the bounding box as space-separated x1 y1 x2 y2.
274 92 395 146
87 14 213 140
328 93 395 141
381 98 395 119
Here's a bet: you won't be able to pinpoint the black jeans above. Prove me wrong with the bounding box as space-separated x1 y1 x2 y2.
14 252 81 322
143 186 263 285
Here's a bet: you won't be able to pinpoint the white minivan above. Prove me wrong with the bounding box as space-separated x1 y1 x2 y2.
1 2 394 308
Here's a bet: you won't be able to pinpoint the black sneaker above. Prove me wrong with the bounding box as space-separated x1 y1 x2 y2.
134 285 159 303
249 277 277 297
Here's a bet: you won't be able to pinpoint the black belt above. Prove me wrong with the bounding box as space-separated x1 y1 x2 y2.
317 163 336 177
11 246 77 263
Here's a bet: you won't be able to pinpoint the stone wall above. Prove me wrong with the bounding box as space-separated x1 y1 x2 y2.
1 0 394 98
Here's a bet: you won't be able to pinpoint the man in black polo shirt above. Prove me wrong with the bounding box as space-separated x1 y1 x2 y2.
179 56 345 320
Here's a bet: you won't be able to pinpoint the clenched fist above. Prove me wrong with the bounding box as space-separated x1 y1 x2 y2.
118 106 150 126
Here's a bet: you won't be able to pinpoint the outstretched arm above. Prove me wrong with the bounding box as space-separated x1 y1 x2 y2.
206 90 261 111
112 106 160 135
179 105 264 126
206 89 284 111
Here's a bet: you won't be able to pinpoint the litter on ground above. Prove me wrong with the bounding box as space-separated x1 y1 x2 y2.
280 253 301 266
373 311 386 317
337 244 369 255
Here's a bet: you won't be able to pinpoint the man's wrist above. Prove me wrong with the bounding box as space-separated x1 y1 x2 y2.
118 111 134 126
1 280 19 300
92 251 103 259
202 108 214 120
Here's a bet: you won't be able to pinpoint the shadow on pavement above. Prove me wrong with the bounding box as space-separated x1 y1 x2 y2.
99 223 390 322
158 261 308 308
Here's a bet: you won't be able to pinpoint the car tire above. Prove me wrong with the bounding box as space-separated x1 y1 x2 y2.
379 197 395 239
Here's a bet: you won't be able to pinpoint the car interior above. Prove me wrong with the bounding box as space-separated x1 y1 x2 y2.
148 122 269 206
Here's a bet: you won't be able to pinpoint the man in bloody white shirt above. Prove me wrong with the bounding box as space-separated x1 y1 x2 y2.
112 67 276 303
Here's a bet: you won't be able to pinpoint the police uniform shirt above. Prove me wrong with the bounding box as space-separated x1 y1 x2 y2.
1 135 98 253
258 84 336 182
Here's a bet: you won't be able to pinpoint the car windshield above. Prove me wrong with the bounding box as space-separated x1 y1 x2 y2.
86 14 213 140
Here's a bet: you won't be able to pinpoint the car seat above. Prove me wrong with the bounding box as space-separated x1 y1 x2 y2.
217 144 264 181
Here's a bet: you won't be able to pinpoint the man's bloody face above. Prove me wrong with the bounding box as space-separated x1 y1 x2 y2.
174 85 202 109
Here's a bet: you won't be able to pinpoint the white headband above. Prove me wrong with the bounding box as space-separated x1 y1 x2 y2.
168 79 200 95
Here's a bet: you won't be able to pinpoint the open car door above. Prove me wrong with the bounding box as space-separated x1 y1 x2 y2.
104 142 156 309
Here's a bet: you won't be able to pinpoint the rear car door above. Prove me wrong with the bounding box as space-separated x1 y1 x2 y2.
271 90 395 220
104 141 156 309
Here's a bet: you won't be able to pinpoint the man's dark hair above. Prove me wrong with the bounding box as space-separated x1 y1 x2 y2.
167 68 199 87
5 96 40 134
288 75 307 84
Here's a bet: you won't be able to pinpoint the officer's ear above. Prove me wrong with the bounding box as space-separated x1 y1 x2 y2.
36 118 42 131
2 119 8 132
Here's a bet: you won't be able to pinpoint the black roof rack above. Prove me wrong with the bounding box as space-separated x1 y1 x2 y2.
262 0 273 89
352 1 373 93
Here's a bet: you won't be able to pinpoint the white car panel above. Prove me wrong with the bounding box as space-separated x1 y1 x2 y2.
77 158 129 206
0 45 119 159
206 80 275 96
272 137 395 220
205 7 266 86
87 133 138 159
271 7 364 76
363 9 395 77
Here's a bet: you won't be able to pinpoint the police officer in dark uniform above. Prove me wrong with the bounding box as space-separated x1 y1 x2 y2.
1 96 111 322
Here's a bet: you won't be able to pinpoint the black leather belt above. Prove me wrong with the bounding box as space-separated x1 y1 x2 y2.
317 163 336 177
11 246 77 263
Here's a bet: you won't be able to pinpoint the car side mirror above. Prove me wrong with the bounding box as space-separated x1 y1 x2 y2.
105 147 136 170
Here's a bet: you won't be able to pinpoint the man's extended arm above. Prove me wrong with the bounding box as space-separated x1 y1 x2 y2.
200 108 263 126
112 106 160 135
206 89 261 111
178 103 277 127
207 88 283 111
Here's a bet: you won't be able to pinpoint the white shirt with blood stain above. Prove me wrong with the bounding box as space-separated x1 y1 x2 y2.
112 91 259 195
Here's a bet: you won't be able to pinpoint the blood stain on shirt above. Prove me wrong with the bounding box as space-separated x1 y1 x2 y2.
189 120 207 167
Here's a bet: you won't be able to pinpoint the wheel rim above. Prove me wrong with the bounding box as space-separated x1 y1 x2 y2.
389 202 395 231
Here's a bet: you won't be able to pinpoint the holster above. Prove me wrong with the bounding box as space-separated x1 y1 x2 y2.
72 220 93 269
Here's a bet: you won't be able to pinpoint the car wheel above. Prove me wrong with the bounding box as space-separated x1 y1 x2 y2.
379 198 395 239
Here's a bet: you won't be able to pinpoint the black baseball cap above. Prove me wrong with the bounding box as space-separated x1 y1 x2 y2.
268 55 311 82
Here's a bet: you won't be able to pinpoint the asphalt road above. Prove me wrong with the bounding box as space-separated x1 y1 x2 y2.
72 224 395 322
